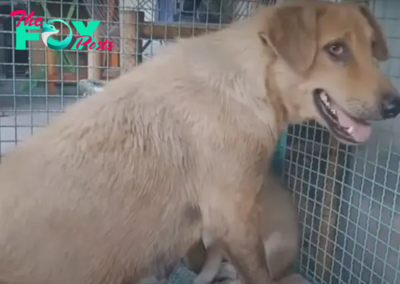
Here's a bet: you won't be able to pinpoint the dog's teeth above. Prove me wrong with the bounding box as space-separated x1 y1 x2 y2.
320 93 329 104
332 109 337 116
347 127 354 134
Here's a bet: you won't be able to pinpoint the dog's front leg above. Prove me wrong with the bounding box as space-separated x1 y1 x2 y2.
222 211 274 284
203 191 272 284
202 159 274 284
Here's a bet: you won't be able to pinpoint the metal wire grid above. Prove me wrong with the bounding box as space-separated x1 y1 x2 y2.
115 0 273 63
0 0 83 155
286 125 400 284
0 0 399 284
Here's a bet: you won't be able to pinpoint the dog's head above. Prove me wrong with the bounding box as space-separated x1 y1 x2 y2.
259 0 400 145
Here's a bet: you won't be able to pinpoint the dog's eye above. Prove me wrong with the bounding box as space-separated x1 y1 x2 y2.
325 41 350 62
329 44 344 56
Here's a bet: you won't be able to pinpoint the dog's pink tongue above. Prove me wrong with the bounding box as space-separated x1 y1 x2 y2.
336 108 372 143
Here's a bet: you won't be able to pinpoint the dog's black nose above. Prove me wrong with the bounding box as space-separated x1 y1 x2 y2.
381 93 400 119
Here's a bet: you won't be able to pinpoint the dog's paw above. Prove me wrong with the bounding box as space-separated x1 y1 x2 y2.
215 263 238 281
193 262 238 284
194 273 215 284
278 274 311 284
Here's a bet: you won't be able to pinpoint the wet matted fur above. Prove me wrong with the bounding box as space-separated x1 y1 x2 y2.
0 1 398 284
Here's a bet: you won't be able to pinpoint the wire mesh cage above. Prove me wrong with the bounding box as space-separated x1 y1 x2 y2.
0 0 399 284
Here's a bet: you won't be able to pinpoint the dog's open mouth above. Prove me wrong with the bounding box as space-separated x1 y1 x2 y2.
313 89 372 144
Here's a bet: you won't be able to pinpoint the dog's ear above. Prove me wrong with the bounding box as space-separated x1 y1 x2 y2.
259 6 317 74
358 5 389 61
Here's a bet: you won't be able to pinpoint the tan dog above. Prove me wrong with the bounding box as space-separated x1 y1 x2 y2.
192 172 299 284
0 1 398 284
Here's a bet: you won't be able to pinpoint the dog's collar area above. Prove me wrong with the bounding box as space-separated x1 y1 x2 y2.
313 89 372 144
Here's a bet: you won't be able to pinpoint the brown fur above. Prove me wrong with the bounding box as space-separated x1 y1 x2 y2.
191 172 299 284
0 1 396 284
